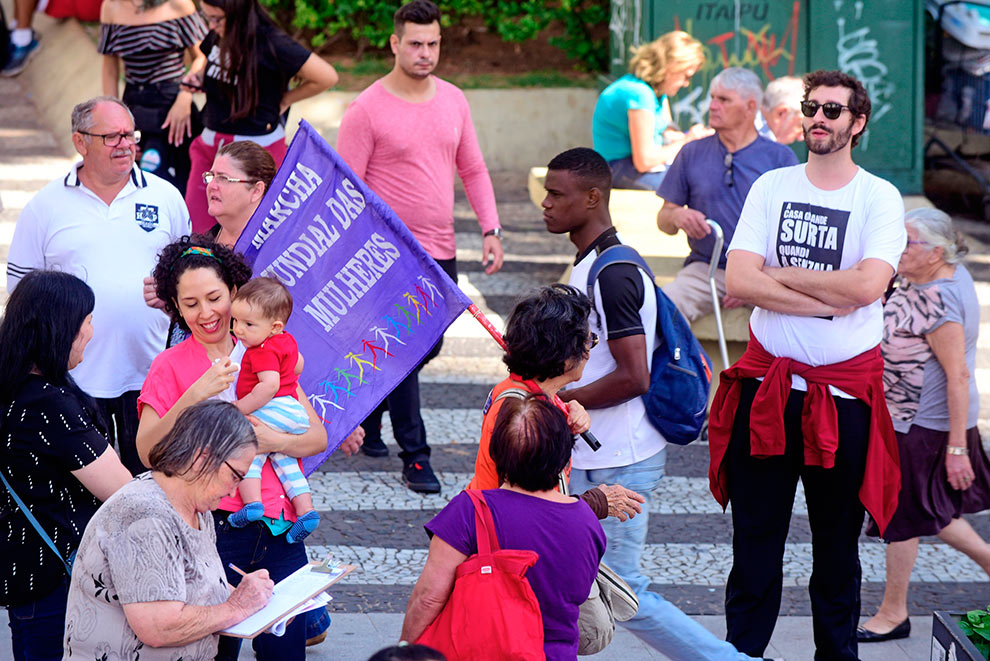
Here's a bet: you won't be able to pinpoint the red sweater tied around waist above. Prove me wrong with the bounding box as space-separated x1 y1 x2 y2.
708 329 901 536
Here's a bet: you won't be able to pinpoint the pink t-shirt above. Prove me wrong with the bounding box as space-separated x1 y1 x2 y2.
138 336 299 522
336 77 500 260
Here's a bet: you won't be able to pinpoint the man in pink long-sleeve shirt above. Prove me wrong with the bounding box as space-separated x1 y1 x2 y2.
337 0 503 494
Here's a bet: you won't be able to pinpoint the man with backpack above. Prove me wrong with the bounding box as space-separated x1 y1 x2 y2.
542 148 759 661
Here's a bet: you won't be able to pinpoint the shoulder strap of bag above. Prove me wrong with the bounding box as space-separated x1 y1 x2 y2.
493 387 529 404
0 470 72 575
494 388 572 497
586 244 656 303
465 489 501 558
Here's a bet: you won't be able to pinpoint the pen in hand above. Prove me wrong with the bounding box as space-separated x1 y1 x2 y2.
228 562 248 577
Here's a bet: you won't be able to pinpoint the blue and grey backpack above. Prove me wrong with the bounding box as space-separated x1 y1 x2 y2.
586 244 713 445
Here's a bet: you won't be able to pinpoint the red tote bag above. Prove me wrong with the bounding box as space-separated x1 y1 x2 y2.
416 490 545 660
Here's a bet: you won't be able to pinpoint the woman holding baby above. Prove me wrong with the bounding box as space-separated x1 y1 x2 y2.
135 231 360 660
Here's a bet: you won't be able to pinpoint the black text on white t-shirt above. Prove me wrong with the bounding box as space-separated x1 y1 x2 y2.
776 201 849 271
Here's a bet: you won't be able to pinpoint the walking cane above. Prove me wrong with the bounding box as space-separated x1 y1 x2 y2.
706 219 730 370
467 303 601 451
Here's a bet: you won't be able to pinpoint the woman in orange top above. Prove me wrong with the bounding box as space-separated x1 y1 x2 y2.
468 284 643 520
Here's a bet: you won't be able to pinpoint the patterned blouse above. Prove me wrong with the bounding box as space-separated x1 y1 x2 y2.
64 473 231 660
98 13 207 85
0 376 107 606
881 264 980 433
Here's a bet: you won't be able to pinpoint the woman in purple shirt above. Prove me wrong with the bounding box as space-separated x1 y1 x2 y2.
401 395 606 660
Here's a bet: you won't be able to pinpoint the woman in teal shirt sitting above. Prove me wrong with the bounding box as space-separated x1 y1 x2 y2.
592 31 712 190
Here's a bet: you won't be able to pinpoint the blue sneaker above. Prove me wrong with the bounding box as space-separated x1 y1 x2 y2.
2 37 41 77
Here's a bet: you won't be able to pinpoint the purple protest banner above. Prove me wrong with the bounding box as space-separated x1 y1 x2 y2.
234 120 473 473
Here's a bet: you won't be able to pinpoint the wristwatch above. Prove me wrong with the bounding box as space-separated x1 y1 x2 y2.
483 228 504 240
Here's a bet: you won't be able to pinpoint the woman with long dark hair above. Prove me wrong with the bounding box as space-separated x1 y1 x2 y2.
0 271 131 660
99 0 208 194
180 0 338 232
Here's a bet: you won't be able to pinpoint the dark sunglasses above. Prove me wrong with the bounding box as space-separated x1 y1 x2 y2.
586 332 599 350
800 100 851 120
723 152 733 188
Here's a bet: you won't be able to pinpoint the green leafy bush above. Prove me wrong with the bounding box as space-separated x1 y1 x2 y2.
259 0 608 71
959 605 990 659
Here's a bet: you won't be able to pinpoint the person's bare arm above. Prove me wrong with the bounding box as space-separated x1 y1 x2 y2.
71 446 132 500
280 53 339 114
656 199 710 239
400 536 467 643
629 110 712 173
136 359 239 466
763 258 894 308
926 321 974 491
122 570 273 647
249 384 327 457
234 370 279 415
101 55 120 98
557 335 650 409
725 250 851 317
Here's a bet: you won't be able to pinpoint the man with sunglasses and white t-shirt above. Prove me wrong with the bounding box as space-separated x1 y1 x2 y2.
7 96 190 475
711 70 906 660
657 67 797 322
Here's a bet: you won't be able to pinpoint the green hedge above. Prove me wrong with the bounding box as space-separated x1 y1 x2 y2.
259 0 608 71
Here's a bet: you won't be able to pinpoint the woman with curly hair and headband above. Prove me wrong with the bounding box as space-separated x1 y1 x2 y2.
135 235 331 660
592 31 713 190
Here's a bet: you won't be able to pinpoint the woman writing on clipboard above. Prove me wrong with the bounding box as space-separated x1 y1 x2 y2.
180 0 338 233
63 402 274 660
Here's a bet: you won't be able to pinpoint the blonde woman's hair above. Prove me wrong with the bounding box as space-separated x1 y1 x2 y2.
628 31 705 92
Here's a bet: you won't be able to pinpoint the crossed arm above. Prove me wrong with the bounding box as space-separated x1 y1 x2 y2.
725 250 893 317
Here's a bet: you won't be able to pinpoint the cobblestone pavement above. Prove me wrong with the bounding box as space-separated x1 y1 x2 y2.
1 73 988 644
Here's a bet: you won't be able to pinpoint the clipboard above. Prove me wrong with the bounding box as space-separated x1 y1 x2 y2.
221 562 356 639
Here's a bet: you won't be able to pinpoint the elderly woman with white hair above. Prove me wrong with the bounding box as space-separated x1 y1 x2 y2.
63 401 275 659
858 208 990 643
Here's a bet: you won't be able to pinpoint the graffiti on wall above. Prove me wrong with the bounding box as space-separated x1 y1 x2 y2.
610 0 643 72
668 2 802 127
832 0 894 151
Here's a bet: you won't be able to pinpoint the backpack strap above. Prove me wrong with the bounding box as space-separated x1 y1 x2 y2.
494 387 529 404
0 470 72 575
585 244 656 304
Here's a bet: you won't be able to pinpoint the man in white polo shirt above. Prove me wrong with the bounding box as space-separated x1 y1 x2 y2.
7 96 190 474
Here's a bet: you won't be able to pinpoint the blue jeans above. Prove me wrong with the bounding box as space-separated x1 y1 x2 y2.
608 157 667 191
7 575 70 661
569 449 756 661
214 515 309 661
305 605 330 640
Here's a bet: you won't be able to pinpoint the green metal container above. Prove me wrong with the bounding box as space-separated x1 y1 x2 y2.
609 0 924 192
